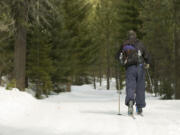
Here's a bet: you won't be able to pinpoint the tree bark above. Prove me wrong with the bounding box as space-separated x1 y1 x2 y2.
106 41 110 90
174 0 180 99
66 82 71 92
36 81 42 99
14 22 27 91
66 77 71 92
14 25 27 91
174 34 180 99
93 72 96 89
14 1 28 91
99 66 102 87
106 62 110 90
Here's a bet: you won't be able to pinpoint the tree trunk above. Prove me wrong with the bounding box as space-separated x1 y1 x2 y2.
107 65 110 90
93 72 96 89
99 73 102 87
14 24 27 91
14 1 28 91
174 0 180 99
99 66 102 87
106 41 110 90
175 33 180 99
66 77 71 92
36 80 42 99
66 82 71 92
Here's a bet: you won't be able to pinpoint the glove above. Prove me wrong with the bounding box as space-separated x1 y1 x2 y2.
144 64 150 69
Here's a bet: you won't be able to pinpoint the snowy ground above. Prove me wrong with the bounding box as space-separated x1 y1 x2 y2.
0 82 180 135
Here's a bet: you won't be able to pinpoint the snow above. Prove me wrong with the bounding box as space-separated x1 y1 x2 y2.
0 84 180 135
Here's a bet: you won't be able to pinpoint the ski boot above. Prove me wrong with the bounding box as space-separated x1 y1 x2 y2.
128 100 134 115
136 106 143 115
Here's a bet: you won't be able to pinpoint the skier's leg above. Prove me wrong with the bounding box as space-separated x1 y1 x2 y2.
125 66 137 106
136 65 146 108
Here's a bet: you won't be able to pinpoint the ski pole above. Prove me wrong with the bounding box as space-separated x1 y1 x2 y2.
117 90 122 115
146 69 155 96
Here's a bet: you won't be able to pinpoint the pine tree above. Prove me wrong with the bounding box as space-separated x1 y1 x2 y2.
117 0 143 40
0 2 14 84
140 0 175 98
0 0 57 91
50 0 92 89
27 25 54 98
91 0 116 90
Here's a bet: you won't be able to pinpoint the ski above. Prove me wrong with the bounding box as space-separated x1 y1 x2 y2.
130 115 136 119
137 113 144 117
117 113 136 119
128 114 136 119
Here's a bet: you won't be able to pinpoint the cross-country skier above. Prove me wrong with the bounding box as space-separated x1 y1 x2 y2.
116 30 150 116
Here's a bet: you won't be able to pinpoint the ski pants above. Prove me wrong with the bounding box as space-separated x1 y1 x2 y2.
125 64 146 108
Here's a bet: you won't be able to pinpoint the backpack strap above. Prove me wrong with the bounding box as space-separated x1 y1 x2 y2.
123 45 136 51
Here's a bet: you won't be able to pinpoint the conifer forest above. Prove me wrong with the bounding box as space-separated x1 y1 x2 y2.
0 0 180 99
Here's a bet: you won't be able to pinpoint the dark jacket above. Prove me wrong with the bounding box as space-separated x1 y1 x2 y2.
116 39 150 67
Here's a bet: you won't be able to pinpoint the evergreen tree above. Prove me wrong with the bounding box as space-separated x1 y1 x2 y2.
0 0 57 91
140 0 175 98
117 0 143 40
0 1 14 84
51 0 92 89
27 25 54 98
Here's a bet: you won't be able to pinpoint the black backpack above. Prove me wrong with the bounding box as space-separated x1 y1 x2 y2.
119 44 140 67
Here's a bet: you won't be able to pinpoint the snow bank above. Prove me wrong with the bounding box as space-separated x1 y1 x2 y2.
0 87 37 125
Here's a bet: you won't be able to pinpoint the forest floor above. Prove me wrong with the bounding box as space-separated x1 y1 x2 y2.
0 81 180 135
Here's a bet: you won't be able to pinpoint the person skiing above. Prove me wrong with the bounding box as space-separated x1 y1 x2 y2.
116 30 150 116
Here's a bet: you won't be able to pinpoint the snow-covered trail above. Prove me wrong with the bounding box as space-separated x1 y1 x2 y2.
0 85 180 135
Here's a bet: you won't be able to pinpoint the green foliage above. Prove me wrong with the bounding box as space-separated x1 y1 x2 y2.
0 1 14 33
140 0 175 98
6 79 16 90
0 37 14 77
0 2 14 78
27 25 54 97
50 0 92 85
116 0 143 40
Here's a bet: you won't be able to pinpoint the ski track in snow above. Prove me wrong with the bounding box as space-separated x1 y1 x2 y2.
0 85 180 135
